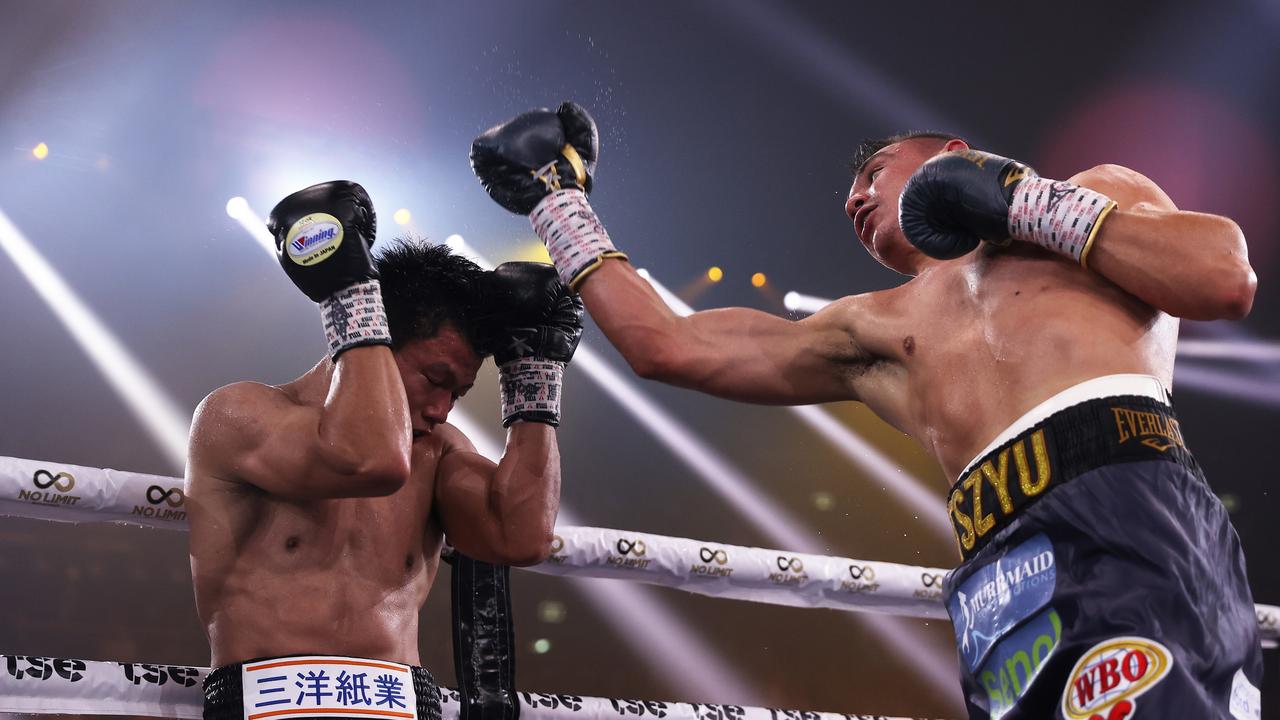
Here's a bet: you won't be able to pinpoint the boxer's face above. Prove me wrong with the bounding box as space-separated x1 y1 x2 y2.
845 138 964 275
394 323 483 439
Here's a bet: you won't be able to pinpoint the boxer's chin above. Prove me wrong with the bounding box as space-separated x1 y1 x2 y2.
869 232 917 276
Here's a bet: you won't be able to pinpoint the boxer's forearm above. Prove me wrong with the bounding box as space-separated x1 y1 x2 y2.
580 259 866 404
319 347 413 485
1087 208 1256 321
578 259 689 379
487 422 561 566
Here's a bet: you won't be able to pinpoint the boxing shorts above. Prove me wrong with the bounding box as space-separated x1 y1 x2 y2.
943 375 1263 720
203 654 443 720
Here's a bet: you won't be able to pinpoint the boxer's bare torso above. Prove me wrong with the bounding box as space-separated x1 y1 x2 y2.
188 374 464 667
836 241 1174 480
187 330 497 669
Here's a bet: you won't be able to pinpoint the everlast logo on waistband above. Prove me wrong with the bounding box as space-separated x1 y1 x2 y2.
1112 407 1184 452
949 430 1052 556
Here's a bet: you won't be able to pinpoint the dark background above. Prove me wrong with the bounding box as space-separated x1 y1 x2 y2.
1 1 1276 718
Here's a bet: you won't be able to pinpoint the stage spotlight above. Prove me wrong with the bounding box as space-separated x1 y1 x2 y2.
225 196 249 219
750 272 767 288
707 266 723 282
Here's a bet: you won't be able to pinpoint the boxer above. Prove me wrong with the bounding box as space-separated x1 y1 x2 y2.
470 107 1262 719
187 181 583 720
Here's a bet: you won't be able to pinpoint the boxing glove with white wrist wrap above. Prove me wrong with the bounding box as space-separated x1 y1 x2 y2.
471 102 627 289
899 149 1117 266
268 180 392 358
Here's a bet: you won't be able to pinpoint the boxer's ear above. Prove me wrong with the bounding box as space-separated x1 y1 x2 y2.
943 138 969 152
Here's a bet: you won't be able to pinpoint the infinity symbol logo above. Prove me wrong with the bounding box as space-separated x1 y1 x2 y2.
32 470 75 492
146 486 184 507
921 573 944 588
699 547 728 565
550 535 565 554
776 556 804 573
849 564 876 581
616 539 646 557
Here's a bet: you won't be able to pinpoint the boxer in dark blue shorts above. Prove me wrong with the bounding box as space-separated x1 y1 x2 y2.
468 107 1264 718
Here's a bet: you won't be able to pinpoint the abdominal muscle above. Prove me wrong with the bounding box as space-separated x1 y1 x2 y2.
862 245 1178 482
192 461 442 669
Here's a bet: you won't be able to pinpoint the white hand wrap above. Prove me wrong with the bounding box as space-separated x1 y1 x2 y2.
1007 176 1118 266
499 358 566 427
529 189 628 289
319 279 392 357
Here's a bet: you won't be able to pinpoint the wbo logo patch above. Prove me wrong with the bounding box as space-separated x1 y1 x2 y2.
949 533 1056 672
1061 636 1173 720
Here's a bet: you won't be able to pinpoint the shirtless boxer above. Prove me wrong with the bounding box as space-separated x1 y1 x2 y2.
469 106 1263 719
187 181 582 720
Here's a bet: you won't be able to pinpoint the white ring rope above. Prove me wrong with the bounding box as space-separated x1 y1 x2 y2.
1 454 1275 647
0 654 922 720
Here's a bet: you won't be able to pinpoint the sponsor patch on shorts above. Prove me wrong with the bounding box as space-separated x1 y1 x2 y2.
977 607 1062 720
1060 636 1173 720
1229 667 1261 720
241 655 418 719
285 212 344 266
949 533 1056 671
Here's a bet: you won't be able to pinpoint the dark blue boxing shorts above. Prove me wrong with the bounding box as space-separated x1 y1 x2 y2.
943 382 1263 720
203 655 442 720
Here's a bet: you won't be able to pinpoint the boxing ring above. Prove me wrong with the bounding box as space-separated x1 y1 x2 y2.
1 455 1275 720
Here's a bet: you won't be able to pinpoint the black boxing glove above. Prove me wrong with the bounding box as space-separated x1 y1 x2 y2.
267 181 391 357
471 102 598 214
477 262 584 426
898 150 1034 259
471 102 627 289
899 149 1117 266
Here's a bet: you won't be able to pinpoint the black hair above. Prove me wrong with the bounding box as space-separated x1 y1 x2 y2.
848 131 966 178
374 237 490 354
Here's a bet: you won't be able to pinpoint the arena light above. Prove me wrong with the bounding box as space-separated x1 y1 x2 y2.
225 196 275 257
1175 363 1280 407
707 266 723 283
446 406 760 704
1177 339 1280 362
750 272 767 288
0 209 190 469
782 290 832 315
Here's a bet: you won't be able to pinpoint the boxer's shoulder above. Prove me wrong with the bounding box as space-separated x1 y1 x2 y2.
1068 163 1177 211
192 382 295 442
189 381 310 482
